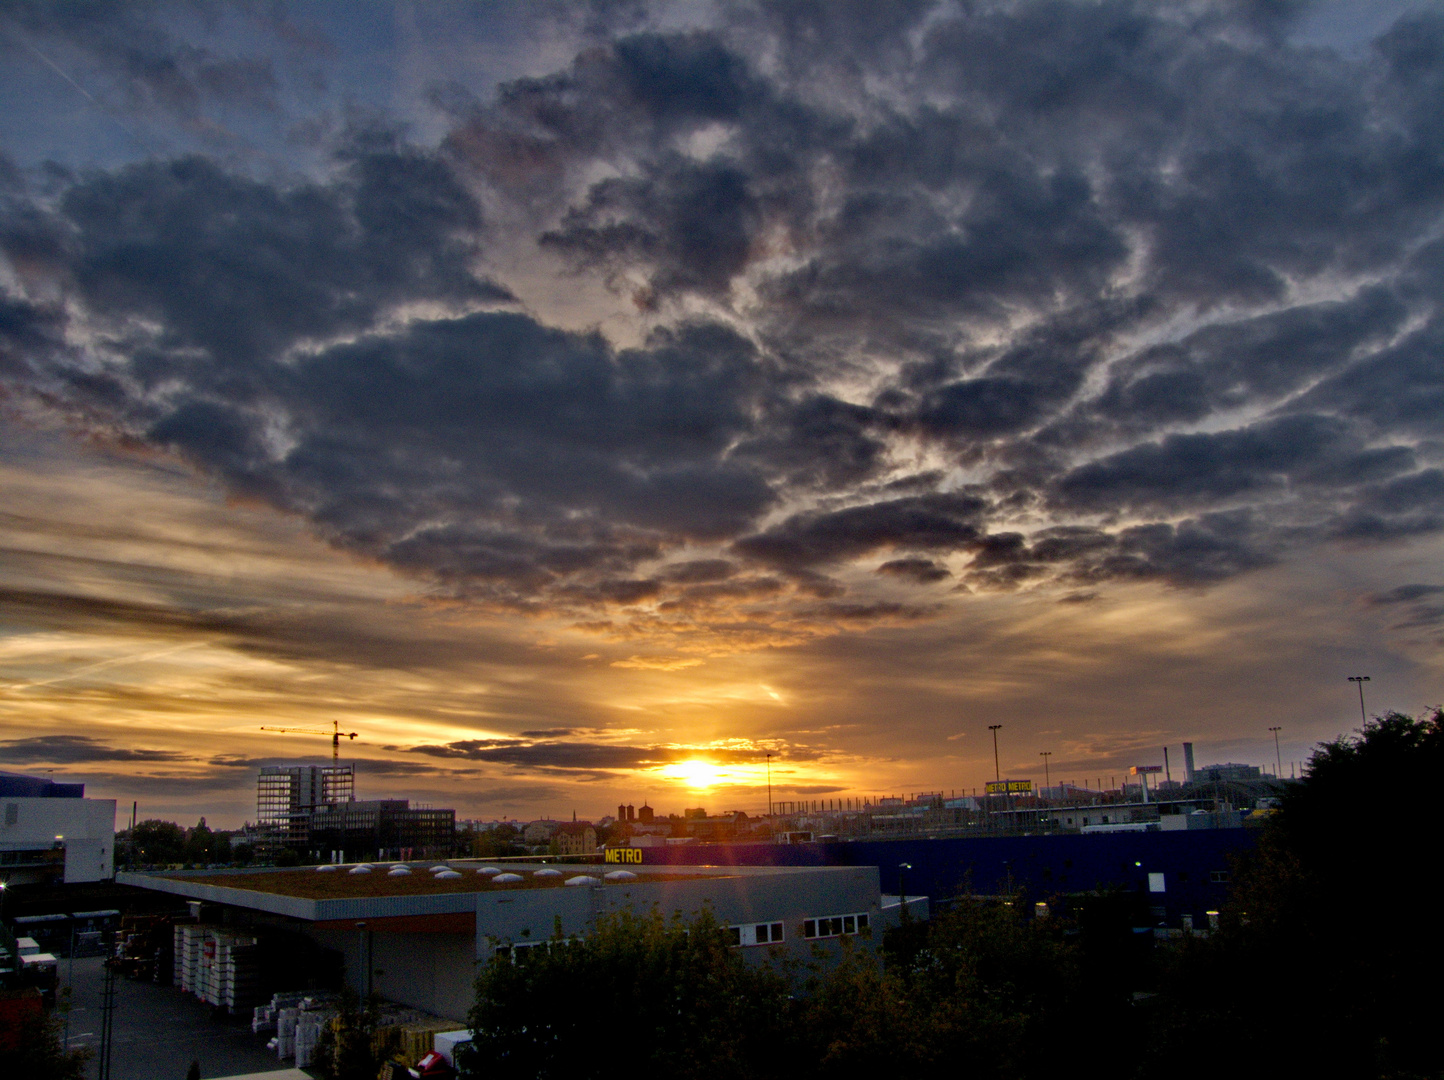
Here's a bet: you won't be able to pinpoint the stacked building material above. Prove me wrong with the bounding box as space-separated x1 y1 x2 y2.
275 1006 299 1060
176 927 258 1007
216 939 260 1012
294 1010 335 1068
252 990 308 1034
175 924 211 993
257 992 340 1061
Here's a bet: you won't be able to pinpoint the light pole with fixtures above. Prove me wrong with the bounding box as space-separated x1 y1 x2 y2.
766 752 773 818
1348 676 1370 725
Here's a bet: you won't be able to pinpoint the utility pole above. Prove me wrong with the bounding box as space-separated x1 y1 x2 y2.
1268 726 1282 778
97 929 116 1080
988 725 1002 781
1348 676 1370 725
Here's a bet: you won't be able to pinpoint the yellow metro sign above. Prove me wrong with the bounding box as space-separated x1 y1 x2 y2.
985 780 1034 795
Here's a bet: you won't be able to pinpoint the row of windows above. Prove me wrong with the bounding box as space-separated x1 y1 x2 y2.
491 912 871 959
727 921 784 947
803 913 869 940
493 938 579 962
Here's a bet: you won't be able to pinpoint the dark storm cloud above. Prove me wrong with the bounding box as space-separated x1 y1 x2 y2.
54 143 504 368
1080 289 1409 437
1051 414 1417 515
1366 583 1444 631
734 493 988 572
875 558 950 584
0 734 185 764
408 737 807 773
4 1 1444 625
0 583 559 674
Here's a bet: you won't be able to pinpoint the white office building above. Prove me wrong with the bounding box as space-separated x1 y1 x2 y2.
0 773 116 885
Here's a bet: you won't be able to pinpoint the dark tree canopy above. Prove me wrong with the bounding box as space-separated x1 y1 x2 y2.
463 910 794 1080
1147 708 1444 1079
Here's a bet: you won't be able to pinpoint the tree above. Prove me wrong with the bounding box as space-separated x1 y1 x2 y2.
0 1007 90 1080
461 910 794 1080
459 898 1136 1080
184 818 217 865
314 990 386 1080
1144 709 1444 1079
874 895 1137 1079
129 819 185 865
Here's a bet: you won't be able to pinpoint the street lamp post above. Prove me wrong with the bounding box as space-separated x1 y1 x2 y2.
1348 676 1370 725
898 862 912 921
1268 727 1282 778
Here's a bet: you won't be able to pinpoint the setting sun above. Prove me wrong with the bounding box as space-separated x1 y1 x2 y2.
662 759 726 789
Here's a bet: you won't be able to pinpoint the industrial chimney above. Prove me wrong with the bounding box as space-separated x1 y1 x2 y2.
1183 742 1196 784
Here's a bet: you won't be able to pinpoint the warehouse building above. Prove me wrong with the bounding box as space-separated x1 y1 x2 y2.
118 861 920 1022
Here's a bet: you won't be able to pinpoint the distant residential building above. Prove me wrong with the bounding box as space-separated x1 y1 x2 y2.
522 820 558 844
0 773 115 885
550 822 597 855
683 811 752 842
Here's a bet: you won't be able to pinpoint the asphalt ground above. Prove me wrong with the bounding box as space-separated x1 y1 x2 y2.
59 956 316 1080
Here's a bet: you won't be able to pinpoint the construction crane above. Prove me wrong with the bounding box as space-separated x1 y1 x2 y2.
260 719 359 769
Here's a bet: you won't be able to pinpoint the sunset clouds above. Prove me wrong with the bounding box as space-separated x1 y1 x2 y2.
2 1 1442 823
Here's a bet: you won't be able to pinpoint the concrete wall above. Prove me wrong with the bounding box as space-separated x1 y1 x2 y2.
309 925 477 1022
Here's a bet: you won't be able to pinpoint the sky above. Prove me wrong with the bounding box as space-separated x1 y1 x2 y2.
1 0 1442 829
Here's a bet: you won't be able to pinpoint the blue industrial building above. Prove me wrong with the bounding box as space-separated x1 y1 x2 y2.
628 828 1255 925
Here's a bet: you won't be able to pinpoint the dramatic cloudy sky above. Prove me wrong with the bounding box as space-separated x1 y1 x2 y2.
2 0 1442 827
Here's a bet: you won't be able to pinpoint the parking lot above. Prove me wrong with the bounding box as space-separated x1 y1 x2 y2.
60 957 312 1080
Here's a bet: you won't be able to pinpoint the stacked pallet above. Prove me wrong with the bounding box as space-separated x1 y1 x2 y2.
398 1017 465 1065
175 924 210 993
216 939 260 1012
172 926 257 1007
252 990 310 1033
257 992 340 1062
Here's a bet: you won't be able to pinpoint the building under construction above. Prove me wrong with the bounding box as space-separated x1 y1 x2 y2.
256 765 354 848
256 765 454 862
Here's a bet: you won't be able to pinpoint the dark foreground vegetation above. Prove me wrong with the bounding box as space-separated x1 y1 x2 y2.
446 709 1444 1080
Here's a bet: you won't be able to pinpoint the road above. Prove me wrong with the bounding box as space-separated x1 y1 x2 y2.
59 956 313 1080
